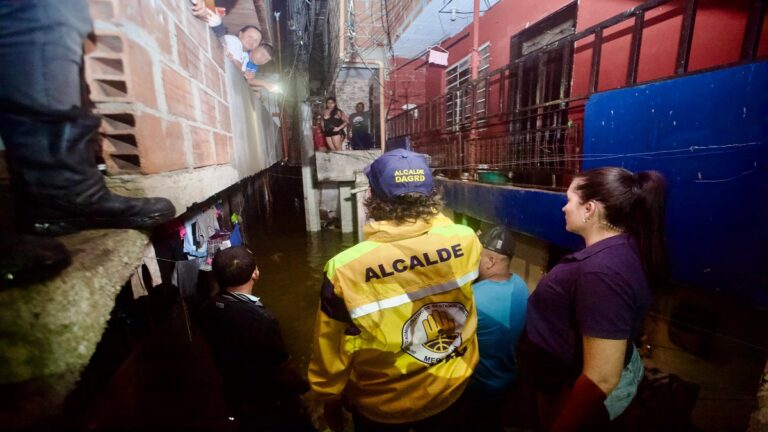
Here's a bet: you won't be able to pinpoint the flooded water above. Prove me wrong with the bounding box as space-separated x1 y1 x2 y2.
240 165 357 373
246 227 356 372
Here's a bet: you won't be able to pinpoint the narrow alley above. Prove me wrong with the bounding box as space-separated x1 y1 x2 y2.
0 0 767 431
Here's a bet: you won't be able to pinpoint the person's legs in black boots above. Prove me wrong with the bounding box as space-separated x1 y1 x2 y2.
1 108 176 235
0 0 175 284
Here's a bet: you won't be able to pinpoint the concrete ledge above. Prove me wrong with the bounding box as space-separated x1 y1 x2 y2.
0 229 149 425
315 150 381 182
106 164 240 215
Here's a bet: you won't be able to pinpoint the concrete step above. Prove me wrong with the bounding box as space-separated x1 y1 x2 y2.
0 228 149 428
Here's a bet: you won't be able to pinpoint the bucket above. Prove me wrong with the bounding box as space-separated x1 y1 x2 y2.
477 170 508 184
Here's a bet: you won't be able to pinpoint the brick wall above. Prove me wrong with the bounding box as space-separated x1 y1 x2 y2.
86 0 233 175
334 69 372 115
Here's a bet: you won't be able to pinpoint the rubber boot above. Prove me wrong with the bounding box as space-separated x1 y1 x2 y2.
0 233 70 287
0 110 176 235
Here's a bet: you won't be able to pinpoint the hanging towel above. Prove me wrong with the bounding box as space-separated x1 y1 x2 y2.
130 243 163 299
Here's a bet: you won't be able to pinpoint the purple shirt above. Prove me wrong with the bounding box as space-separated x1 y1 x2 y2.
526 234 651 368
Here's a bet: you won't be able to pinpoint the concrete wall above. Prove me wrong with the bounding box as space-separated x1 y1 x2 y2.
0 230 149 429
225 60 282 176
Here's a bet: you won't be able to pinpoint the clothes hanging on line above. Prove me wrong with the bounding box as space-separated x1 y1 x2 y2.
183 207 221 258
130 243 163 299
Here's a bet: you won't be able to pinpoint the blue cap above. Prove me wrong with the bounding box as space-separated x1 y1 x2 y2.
365 149 434 201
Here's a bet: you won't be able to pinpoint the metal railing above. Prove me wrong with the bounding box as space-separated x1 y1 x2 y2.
386 0 767 189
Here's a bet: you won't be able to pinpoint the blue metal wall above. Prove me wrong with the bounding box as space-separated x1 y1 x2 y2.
441 61 768 306
584 61 768 307
439 179 582 249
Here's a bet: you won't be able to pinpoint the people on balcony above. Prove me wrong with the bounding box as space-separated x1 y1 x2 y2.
245 43 280 92
190 2 281 95
0 0 175 285
221 25 263 72
322 97 348 151
521 167 667 431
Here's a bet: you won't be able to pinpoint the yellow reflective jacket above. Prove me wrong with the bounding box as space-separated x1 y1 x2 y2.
308 214 480 423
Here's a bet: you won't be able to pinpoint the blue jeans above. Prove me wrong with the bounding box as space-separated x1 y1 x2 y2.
0 0 92 112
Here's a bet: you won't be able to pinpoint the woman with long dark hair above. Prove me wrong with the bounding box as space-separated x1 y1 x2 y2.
323 97 348 151
522 167 667 431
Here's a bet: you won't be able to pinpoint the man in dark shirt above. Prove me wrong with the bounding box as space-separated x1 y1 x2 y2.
200 247 314 432
348 102 374 150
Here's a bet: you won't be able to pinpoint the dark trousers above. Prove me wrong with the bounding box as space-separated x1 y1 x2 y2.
235 396 316 432
459 380 507 432
350 131 374 150
352 390 467 432
0 0 92 112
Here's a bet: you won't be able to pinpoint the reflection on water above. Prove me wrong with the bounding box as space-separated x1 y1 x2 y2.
247 228 356 372
241 166 357 373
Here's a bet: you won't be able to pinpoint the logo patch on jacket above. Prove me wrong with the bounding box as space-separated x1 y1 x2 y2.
402 302 468 364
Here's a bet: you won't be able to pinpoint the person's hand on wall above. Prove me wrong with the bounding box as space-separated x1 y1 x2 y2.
224 50 244 70
190 1 222 26
247 77 280 93
204 9 221 26
190 0 208 20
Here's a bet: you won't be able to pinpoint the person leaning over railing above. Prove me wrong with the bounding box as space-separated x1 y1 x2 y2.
520 167 667 431
244 43 280 93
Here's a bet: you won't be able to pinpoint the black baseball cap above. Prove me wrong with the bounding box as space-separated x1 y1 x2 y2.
478 226 516 257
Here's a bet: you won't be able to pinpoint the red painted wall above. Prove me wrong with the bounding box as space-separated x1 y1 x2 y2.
572 0 762 96
386 56 428 118
388 0 766 118
423 0 569 101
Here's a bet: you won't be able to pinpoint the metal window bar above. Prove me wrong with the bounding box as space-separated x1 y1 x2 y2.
388 0 760 189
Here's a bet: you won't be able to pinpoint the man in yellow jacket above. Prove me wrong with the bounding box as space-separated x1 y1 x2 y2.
308 149 481 431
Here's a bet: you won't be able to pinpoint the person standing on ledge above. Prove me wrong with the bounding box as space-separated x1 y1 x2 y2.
308 149 481 431
322 97 347 151
348 102 373 150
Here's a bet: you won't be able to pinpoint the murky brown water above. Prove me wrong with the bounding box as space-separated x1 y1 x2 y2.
244 217 356 374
